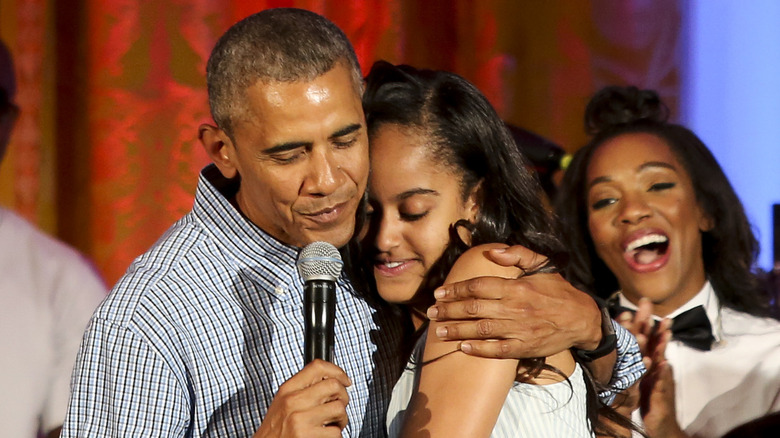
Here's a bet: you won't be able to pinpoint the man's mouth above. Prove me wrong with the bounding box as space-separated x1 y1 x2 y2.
623 233 670 271
300 202 347 224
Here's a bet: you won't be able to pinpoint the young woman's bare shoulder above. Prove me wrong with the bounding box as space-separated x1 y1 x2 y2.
446 243 522 283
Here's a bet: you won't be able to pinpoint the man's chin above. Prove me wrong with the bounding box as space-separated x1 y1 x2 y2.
298 224 355 249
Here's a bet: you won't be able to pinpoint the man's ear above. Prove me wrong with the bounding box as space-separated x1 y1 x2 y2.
199 123 238 179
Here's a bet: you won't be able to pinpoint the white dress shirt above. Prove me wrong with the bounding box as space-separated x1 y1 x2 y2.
616 281 780 437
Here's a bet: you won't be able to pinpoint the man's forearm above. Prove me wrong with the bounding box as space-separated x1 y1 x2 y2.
575 304 618 385
585 350 618 386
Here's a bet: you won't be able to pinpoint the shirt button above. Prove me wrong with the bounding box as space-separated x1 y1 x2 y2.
275 286 286 295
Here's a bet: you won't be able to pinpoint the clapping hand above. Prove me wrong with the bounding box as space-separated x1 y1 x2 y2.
615 298 687 438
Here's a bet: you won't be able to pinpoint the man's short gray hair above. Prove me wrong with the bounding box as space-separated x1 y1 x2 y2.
206 8 363 138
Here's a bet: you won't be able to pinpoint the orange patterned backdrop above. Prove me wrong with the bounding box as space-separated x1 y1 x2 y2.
0 0 681 285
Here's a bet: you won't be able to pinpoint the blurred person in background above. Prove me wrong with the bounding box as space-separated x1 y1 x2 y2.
0 40 107 438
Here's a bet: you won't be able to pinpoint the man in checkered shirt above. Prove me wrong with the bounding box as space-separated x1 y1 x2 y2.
63 8 642 438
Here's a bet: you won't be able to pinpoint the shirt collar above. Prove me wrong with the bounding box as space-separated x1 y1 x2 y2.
615 281 723 342
191 164 301 275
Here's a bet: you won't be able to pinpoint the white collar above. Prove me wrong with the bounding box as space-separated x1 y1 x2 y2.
615 281 723 342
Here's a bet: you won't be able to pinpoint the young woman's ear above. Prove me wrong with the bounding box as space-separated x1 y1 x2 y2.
199 124 238 179
465 180 484 223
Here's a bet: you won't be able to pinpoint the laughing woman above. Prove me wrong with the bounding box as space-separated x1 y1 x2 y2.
555 85 780 437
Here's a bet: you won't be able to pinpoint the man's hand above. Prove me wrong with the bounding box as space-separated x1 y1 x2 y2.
253 359 351 438
426 245 602 359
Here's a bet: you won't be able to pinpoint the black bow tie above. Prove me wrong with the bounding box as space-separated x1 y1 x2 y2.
607 298 715 351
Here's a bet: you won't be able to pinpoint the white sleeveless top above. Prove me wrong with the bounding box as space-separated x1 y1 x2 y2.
386 332 594 437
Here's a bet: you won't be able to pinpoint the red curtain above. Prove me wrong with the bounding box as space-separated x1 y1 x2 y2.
0 0 682 285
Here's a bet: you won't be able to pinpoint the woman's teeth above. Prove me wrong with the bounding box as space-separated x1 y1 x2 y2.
625 234 668 252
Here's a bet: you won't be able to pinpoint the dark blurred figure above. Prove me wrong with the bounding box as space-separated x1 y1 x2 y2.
0 39 18 161
758 204 780 319
722 411 780 438
0 40 107 438
505 123 570 201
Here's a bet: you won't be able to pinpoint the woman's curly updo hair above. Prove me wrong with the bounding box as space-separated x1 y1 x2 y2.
584 86 670 136
555 85 772 317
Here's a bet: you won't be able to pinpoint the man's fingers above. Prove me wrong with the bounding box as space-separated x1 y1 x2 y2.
430 269 601 358
278 359 352 395
281 373 350 414
432 319 504 340
433 271 562 304
483 245 549 271
458 338 559 359
433 320 561 358
458 339 516 358
433 276 511 302
428 297 515 321
306 397 350 430
258 362 351 438
283 398 348 438
310 376 350 406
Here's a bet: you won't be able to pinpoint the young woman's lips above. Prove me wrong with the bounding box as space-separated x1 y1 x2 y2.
374 259 416 277
621 230 670 273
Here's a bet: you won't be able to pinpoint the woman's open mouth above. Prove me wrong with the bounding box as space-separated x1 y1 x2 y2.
623 233 670 272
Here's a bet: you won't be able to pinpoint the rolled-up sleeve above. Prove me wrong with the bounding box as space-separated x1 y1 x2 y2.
599 320 645 405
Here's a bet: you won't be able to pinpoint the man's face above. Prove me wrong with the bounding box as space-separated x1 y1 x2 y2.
224 63 369 248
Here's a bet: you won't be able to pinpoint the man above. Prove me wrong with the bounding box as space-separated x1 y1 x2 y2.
64 9 641 437
0 40 107 438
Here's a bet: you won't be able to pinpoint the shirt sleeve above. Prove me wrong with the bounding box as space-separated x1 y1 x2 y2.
598 319 645 405
62 316 191 437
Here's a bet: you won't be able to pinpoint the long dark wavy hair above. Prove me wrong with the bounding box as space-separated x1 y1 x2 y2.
555 85 773 317
345 61 638 437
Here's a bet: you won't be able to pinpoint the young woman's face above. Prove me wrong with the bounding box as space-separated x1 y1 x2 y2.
585 132 712 316
366 124 477 308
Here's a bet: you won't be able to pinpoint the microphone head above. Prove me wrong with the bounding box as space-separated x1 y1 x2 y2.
296 241 343 282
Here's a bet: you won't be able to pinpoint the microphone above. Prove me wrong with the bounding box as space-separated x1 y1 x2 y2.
296 241 343 365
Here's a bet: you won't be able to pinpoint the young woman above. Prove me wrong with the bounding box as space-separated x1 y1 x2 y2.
555 85 780 437
353 61 639 437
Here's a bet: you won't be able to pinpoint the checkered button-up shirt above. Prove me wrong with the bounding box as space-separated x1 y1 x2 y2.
63 164 403 437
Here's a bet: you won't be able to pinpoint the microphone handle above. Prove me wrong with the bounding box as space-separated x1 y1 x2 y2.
304 279 336 365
